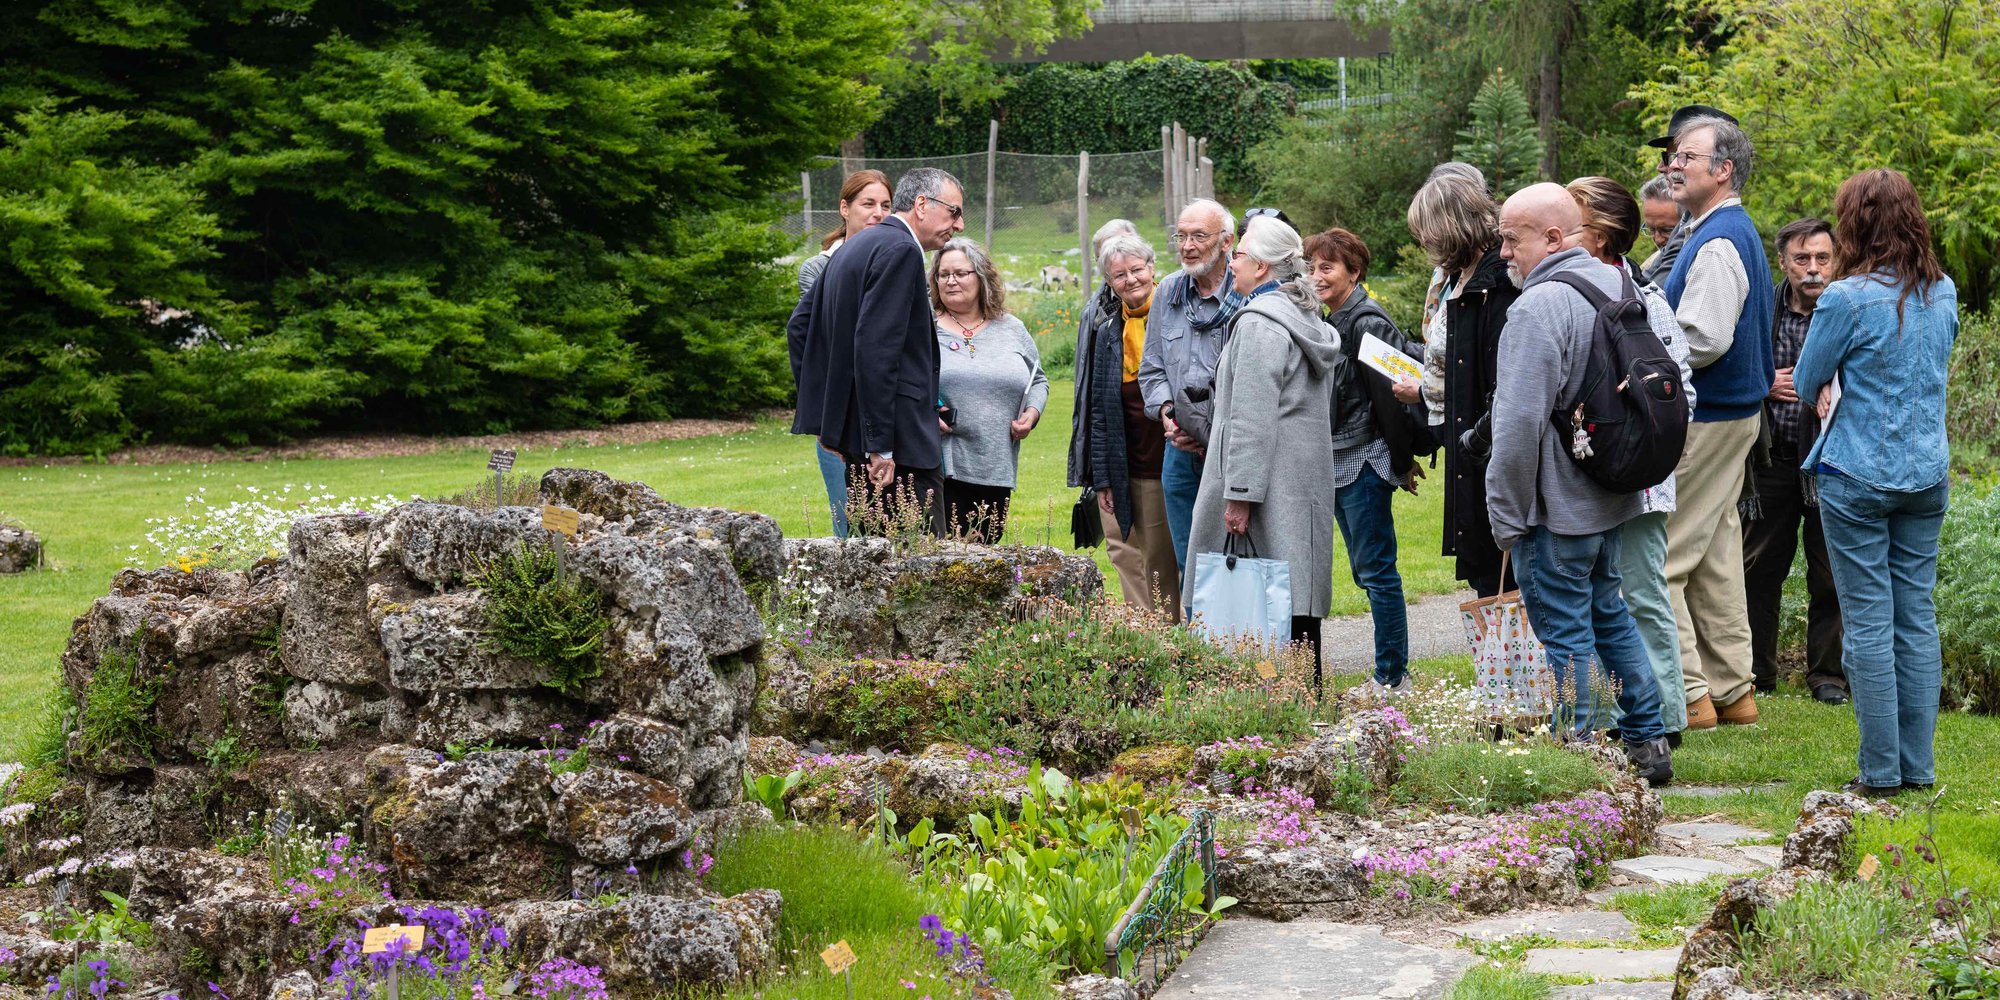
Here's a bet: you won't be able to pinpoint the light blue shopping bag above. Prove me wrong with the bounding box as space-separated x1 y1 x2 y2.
1189 534 1291 651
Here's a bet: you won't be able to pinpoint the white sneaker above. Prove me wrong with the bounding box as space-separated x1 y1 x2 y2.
1361 676 1413 700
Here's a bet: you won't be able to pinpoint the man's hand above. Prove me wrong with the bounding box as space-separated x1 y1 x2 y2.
1097 489 1115 515
1770 366 1798 404
1402 463 1426 496
1391 376 1423 404
938 417 953 435
1010 406 1041 441
1815 383 1834 420
1224 499 1253 535
867 454 895 488
1161 409 1199 454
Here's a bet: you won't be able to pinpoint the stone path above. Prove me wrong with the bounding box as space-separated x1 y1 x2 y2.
1611 854 1761 884
1550 982 1675 1000
1456 911 1637 944
1153 920 1472 999
1323 591 1473 673
1522 946 1683 978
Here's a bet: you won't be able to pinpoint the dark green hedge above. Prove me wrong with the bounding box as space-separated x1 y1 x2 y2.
867 57 1295 193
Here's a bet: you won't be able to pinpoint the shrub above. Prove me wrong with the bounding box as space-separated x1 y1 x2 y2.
1451 69 1545 197
1394 738 1611 815
1739 880 1931 999
1948 311 2000 474
1936 478 2000 713
473 546 609 697
802 657 961 750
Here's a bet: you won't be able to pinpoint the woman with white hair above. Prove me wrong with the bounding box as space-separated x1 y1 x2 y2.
1181 216 1342 686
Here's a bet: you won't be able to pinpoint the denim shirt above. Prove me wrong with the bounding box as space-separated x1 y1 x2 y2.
1136 269 1229 429
1793 272 1958 492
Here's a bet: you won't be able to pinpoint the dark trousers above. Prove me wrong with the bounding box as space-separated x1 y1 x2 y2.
846 461 945 538
1742 455 1846 693
939 478 1013 544
1291 615 1323 694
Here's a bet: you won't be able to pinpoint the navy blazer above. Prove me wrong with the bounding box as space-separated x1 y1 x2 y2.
787 216 942 469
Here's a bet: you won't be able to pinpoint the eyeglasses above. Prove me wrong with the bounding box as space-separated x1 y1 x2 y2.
924 196 964 220
936 270 978 283
1667 150 1716 167
1646 226 1675 241
1169 230 1219 247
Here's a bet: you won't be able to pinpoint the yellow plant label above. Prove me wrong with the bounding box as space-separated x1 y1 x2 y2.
1120 806 1142 833
362 925 426 954
541 505 581 536
1255 660 1277 680
820 940 857 974
1857 854 1880 881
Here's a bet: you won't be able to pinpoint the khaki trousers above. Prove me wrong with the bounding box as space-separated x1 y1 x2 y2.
1101 477 1181 619
1663 414 1760 706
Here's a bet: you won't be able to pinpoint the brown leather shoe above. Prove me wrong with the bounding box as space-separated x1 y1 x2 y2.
1686 694 1718 730
1717 692 1760 726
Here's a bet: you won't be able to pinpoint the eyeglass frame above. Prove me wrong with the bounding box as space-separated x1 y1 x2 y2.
1169 229 1222 247
1666 150 1717 167
920 194 964 220
935 269 980 284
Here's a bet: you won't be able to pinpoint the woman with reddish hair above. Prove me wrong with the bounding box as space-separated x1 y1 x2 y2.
1792 168 1958 799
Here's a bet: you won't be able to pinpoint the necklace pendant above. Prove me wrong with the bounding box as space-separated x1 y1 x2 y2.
948 341 961 351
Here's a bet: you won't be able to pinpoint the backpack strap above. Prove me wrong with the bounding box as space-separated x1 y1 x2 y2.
1545 269 1613 311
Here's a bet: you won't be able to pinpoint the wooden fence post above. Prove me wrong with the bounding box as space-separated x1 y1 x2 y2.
1077 151 1092 291
800 171 812 246
984 119 999 251
1161 125 1174 227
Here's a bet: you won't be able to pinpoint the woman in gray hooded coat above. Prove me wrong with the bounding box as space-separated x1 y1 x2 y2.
1182 216 1342 684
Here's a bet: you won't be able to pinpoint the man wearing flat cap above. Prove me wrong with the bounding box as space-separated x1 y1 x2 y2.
1641 105 1739 287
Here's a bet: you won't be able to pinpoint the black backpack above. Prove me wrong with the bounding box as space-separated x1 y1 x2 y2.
1545 270 1688 494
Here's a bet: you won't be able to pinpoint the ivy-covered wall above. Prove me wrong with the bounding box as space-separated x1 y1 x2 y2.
866 57 1295 193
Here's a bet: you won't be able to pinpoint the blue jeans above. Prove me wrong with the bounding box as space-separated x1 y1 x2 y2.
1618 512 1687 732
1162 445 1205 576
1335 466 1409 685
1512 526 1665 743
814 442 850 538
1817 472 1947 788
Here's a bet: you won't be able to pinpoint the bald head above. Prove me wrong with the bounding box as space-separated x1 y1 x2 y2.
1498 182 1582 284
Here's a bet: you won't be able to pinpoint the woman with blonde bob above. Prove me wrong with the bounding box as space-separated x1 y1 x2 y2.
1181 216 1341 687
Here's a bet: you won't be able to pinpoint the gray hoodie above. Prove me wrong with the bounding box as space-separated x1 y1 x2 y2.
1486 248 1645 551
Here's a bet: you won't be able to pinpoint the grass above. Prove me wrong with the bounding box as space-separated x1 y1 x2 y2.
0 378 1459 753
1604 876 1729 947
1739 879 1933 999
1446 963 1556 1000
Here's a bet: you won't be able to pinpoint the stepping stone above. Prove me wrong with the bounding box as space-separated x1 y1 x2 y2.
1523 946 1682 979
1659 821 1769 845
1156 919 1471 999
1737 844 1783 869
1455 911 1637 944
1661 784 1779 799
1584 886 1646 906
1611 855 1755 885
1551 982 1675 1000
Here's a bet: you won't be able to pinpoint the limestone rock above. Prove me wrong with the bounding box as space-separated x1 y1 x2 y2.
550 767 697 864
885 744 1033 823
746 736 802 779
283 681 390 746
286 513 388 685
368 502 545 588
380 592 547 691
1780 790 1878 872
1059 974 1140 1000
1217 844 1368 920
574 531 763 660
541 467 785 587
1682 966 1759 1000
1267 709 1411 797
1110 744 1195 784
0 523 42 572
408 689 577 748
126 847 314 999
363 746 559 899
497 890 782 992
1674 868 1825 1000
266 969 324 1000
0 931 72 981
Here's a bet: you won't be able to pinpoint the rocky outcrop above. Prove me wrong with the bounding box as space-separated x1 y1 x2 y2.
0 523 42 572
1673 862 1829 999
1058 974 1141 1000
496 890 782 992
1780 790 1882 872
1218 844 1369 921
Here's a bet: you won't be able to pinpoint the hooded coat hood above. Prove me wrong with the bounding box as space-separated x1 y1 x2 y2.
1234 291 1342 379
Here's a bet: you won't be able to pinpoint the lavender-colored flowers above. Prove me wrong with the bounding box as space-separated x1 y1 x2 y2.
527 958 608 1000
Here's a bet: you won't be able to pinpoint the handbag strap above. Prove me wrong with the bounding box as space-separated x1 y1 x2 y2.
1222 531 1260 567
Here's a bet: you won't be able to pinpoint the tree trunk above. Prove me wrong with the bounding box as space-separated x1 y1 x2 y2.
1535 2 1578 180
839 134 865 175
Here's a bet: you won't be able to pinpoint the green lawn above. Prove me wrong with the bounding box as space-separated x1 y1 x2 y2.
0 377 1457 752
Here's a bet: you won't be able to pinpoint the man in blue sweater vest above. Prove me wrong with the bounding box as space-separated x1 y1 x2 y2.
1659 115 1776 730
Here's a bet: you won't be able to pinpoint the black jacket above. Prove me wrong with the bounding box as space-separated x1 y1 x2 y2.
1324 286 1436 483
787 216 941 469
1441 247 1521 584
1077 288 1144 536
1067 280 1118 489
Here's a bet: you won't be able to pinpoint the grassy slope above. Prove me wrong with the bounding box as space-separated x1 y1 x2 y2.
0 378 1455 751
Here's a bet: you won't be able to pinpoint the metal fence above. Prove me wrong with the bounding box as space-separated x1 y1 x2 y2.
1104 809 1219 993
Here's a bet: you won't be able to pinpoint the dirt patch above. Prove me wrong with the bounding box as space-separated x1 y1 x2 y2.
0 414 785 468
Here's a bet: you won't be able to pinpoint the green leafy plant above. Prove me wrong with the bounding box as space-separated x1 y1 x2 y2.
1394 737 1611 815
197 729 256 776
1452 68 1545 196
742 770 803 819
53 891 155 949
1936 476 2000 713
76 638 161 764
473 545 608 697
1739 879 1930 998
442 738 500 762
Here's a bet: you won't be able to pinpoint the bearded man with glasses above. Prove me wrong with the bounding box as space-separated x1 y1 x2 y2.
1136 198 1240 578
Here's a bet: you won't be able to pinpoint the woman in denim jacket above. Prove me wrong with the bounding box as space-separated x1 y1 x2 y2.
1792 168 1959 799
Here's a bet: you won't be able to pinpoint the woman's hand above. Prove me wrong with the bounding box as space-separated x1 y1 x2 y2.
1011 406 1041 441
1097 489 1115 515
1224 499 1253 535
1815 383 1834 420
1391 376 1423 404
938 417 954 435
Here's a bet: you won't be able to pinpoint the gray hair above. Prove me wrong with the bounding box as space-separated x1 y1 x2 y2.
929 238 1005 320
1637 175 1673 203
1238 216 1318 312
1180 198 1236 242
1408 171 1498 272
1673 115 1753 192
893 167 963 213
1092 218 1139 256
1427 161 1488 189
1098 233 1157 275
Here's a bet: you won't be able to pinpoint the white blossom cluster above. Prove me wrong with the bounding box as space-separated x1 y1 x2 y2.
131 482 412 571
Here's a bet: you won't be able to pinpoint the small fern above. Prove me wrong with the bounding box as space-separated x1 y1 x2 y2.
473 545 609 697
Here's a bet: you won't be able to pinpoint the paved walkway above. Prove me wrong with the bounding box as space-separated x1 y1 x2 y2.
1323 590 1473 673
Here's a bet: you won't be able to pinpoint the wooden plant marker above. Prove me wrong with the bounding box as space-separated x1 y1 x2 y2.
541 504 580 581
362 925 427 1000
819 939 857 999
1857 853 1880 881
487 449 516 508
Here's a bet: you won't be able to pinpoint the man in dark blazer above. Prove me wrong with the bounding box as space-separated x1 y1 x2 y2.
789 167 967 534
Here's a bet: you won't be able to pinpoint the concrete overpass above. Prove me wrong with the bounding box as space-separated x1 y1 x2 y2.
997 0 1390 62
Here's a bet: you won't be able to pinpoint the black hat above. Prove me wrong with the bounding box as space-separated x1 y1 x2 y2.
1648 105 1739 149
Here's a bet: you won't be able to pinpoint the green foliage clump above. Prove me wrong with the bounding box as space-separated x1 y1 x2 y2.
803 658 960 750
1452 69 1545 197
1740 880 1931 998
429 473 545 511
76 641 160 764
473 546 608 697
1394 738 1611 815
1948 312 2000 474
1445 963 1555 1000
1937 478 2000 713
1606 876 1729 946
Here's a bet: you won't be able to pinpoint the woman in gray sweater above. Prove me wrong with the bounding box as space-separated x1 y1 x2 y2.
931 238 1049 542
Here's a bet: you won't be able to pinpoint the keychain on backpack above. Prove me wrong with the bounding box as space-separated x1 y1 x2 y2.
1569 404 1595 460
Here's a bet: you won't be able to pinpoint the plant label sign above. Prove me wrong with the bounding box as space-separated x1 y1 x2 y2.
362 925 426 954
541 505 580 537
819 939 857 974
488 448 516 473
1857 854 1880 881
1254 660 1277 680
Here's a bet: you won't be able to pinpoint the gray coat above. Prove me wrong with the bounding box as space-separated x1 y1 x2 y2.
1181 290 1343 618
